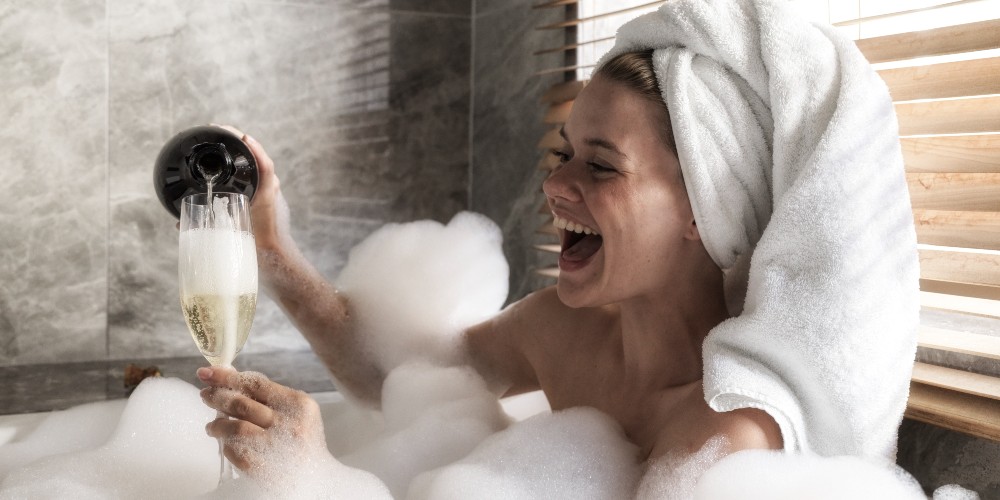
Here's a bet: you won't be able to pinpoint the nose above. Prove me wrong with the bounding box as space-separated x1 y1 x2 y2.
542 162 582 205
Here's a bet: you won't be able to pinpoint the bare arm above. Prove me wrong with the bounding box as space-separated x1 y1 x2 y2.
239 132 383 403
228 128 544 405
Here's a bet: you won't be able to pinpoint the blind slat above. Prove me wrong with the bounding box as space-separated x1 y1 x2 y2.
920 279 1000 301
534 17 1000 69
536 1 660 30
907 173 1000 212
914 209 1000 251
833 0 990 28
543 101 573 124
537 127 563 150
906 382 1000 442
879 56 1000 102
536 267 560 278
536 152 560 171
902 134 1000 174
919 248 1000 288
858 18 1000 64
536 91 1000 137
534 36 616 57
897 95 1000 136
918 325 1000 360
532 0 577 8
540 81 586 104
921 291 1000 319
537 221 559 236
912 362 1000 401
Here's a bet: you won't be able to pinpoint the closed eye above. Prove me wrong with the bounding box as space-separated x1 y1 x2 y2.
588 162 615 173
551 149 570 164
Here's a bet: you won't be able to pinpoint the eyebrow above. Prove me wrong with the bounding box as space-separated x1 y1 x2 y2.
558 126 629 160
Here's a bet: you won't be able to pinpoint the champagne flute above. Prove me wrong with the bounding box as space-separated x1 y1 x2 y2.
178 192 257 484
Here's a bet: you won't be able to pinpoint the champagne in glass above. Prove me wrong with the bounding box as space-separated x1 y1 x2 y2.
178 192 257 482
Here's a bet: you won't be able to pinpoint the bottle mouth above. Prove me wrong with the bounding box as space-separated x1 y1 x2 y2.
188 143 233 184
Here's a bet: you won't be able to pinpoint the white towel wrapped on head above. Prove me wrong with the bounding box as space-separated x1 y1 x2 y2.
598 0 920 458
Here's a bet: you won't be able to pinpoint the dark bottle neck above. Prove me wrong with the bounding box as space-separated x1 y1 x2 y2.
188 143 234 184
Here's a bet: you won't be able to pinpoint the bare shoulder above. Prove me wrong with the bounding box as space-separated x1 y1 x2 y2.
463 286 615 396
649 388 783 461
711 407 784 453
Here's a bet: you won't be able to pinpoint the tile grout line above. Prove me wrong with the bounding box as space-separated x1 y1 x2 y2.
105 0 111 361
467 0 476 211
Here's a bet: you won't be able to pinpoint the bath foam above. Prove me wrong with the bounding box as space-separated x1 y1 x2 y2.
0 377 219 499
405 406 642 500
636 435 729 499
691 449 928 500
933 484 981 500
0 399 126 478
336 211 509 373
337 363 511 498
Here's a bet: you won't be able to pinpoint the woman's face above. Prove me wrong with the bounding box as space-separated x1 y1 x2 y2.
543 76 699 308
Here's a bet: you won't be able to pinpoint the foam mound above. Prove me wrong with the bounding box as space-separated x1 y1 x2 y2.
336 211 509 372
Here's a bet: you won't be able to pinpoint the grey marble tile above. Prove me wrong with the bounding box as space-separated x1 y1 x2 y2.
0 0 109 365
106 0 397 359
471 0 563 301
387 12 471 223
897 419 1000 498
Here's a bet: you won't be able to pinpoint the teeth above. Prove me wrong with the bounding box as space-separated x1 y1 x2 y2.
552 215 599 236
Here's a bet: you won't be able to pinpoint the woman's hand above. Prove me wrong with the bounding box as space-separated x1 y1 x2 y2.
210 125 293 253
197 366 331 475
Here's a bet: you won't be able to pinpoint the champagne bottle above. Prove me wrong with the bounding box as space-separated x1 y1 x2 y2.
153 125 259 218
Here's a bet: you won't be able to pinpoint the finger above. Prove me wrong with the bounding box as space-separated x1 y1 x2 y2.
201 387 276 428
241 134 277 190
205 415 265 440
196 366 279 406
196 365 238 389
223 443 254 472
207 418 266 472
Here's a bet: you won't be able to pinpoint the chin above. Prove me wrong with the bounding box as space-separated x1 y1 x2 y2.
555 280 597 309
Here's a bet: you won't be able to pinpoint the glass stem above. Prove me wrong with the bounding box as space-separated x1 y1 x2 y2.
217 410 233 486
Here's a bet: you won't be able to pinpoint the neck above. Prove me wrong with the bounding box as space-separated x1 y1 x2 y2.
617 258 729 391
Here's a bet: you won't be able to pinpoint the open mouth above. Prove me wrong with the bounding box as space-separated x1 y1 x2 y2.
553 215 603 264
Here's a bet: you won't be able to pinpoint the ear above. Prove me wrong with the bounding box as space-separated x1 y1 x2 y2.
683 218 701 241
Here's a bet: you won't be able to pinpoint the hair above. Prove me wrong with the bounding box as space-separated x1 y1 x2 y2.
593 50 677 155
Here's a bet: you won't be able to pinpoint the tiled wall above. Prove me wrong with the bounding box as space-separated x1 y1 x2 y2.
0 0 471 366
470 0 561 301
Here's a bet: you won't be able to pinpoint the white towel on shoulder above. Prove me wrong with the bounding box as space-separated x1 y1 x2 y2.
599 0 920 458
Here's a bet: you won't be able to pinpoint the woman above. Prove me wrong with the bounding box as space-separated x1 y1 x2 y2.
200 0 916 478
198 50 782 472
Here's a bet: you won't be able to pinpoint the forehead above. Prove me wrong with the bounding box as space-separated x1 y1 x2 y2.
564 76 670 150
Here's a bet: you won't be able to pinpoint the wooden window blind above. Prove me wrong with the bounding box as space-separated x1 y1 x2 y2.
529 0 1000 441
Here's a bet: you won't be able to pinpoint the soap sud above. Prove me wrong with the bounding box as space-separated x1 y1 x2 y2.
406 406 642 500
0 378 218 499
690 449 927 500
4 382 983 499
636 435 729 499
336 211 509 372
0 214 988 499
0 399 126 478
337 363 510 498
932 484 981 500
